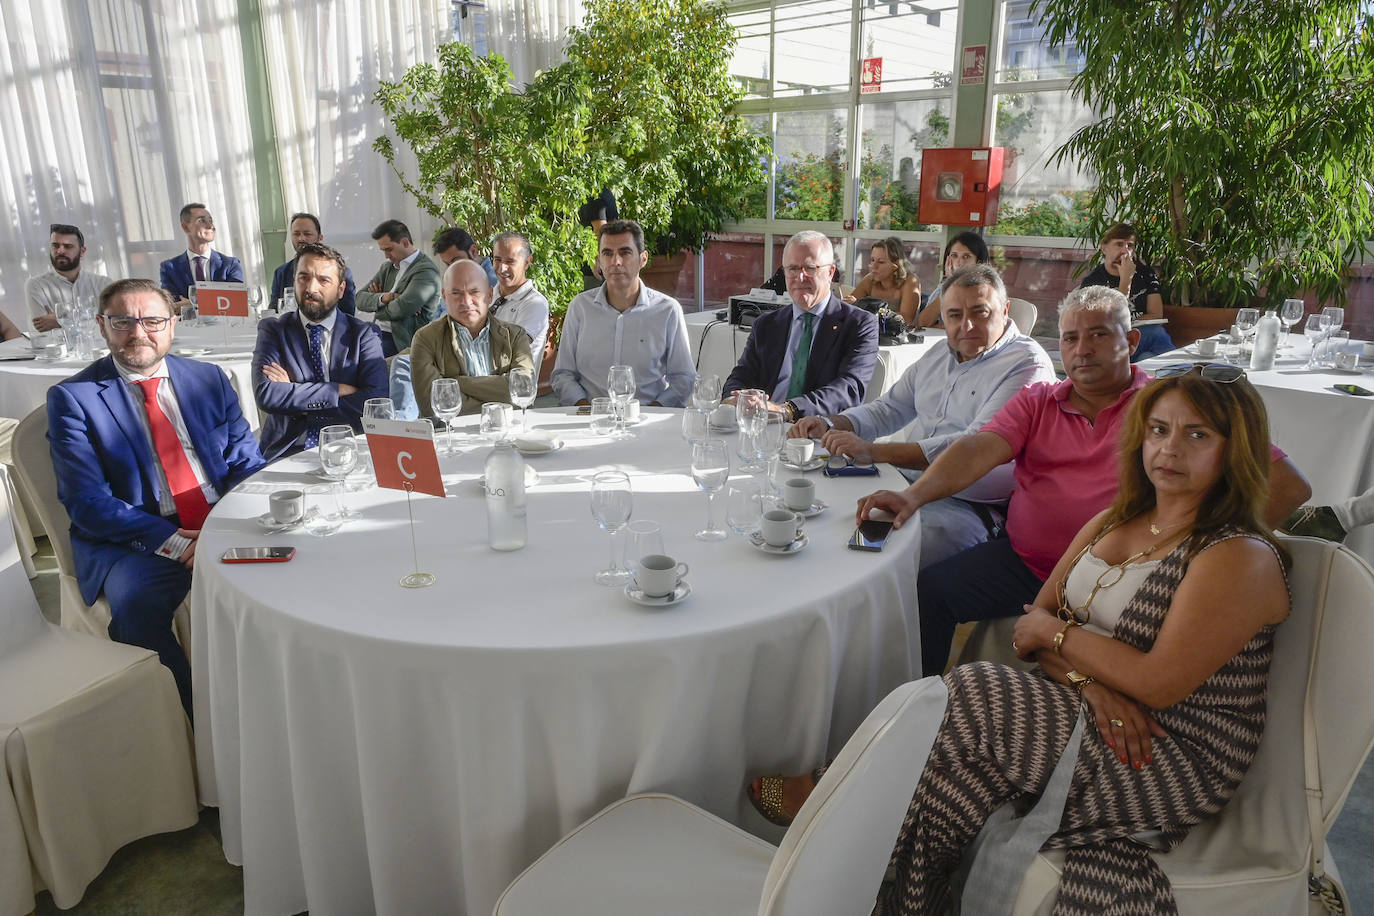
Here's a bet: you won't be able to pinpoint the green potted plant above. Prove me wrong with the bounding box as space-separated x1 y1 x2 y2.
1038 0 1374 339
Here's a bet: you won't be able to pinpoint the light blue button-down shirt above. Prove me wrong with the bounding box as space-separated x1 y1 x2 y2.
770 298 829 403
840 320 1056 500
551 282 695 407
452 319 493 377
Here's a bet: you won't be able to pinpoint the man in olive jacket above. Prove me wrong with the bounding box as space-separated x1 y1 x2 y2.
354 219 442 355
410 259 534 417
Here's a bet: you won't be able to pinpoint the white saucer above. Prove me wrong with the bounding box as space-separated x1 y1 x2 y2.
625 580 692 607
781 456 826 472
514 438 564 457
708 421 738 433
791 499 826 518
749 530 808 555
256 512 301 533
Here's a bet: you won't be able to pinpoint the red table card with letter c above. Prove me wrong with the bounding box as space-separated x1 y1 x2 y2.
363 418 447 498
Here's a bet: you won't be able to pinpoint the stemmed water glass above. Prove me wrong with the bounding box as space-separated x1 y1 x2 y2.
1278 299 1305 350
1321 307 1345 336
431 378 464 454
607 364 636 436
690 438 730 541
508 367 536 432
590 469 634 586
363 397 395 421
1304 314 1331 370
692 374 723 411
319 424 359 520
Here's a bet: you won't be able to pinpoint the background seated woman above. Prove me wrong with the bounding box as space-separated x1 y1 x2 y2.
750 364 1290 913
846 237 921 325
914 231 990 328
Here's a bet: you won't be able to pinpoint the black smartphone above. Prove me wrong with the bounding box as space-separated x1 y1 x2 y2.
848 518 894 552
1333 384 1373 396
575 405 592 415
221 546 297 563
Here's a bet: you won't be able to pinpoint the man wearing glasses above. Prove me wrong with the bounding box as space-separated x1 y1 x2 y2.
47 278 264 716
722 230 878 421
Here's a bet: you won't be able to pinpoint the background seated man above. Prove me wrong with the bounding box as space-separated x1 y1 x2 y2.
252 243 388 461
410 259 534 417
270 212 357 314
355 219 442 356
791 263 1056 568
552 219 694 408
433 225 498 287
489 231 551 376
723 229 878 423
857 285 1311 676
47 278 264 714
1079 222 1173 361
159 203 244 306
26 223 112 331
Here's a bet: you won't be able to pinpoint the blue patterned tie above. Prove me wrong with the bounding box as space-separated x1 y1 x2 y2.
304 323 326 449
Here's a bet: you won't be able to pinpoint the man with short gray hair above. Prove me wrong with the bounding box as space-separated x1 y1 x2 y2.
490 231 550 375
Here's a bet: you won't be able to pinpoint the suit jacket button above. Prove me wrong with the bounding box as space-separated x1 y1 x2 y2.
133 540 144 551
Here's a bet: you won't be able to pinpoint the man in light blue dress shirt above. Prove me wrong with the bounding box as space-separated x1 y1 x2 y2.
789 264 1056 567
552 219 695 407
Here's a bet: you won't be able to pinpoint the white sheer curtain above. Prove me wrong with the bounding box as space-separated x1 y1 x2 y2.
260 0 451 272
484 0 584 87
0 0 265 307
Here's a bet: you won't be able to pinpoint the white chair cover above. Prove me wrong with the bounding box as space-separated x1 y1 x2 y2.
1008 298 1039 336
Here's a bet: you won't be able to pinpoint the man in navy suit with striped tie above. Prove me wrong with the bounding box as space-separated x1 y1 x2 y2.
158 202 245 308
252 243 389 461
48 278 265 715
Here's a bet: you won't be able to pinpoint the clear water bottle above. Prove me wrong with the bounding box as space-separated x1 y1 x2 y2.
485 441 527 551
1249 309 1279 371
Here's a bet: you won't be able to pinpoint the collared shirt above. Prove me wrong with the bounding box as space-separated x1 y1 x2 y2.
840 320 1056 499
981 367 1152 580
771 298 829 403
298 307 339 383
186 248 216 284
492 279 551 370
551 282 695 407
114 356 219 558
25 269 112 325
451 318 492 377
376 250 420 333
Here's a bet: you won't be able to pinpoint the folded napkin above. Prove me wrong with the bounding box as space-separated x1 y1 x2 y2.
514 431 563 452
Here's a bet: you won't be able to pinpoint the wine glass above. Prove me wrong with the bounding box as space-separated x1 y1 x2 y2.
1279 298 1305 349
590 470 633 586
508 367 536 432
319 424 359 520
690 438 730 541
589 397 618 436
1235 307 1259 342
430 379 464 454
1304 314 1329 370
681 406 710 445
692 374 723 411
247 286 264 319
607 365 636 436
363 397 395 420
726 479 765 536
1321 307 1345 335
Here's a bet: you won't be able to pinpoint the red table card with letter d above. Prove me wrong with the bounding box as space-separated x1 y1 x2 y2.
195 282 250 317
363 418 447 498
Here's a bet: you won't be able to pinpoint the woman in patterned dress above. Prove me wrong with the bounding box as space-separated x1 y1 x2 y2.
751 365 1290 914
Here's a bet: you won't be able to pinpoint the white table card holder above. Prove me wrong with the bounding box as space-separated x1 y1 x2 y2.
363 417 446 588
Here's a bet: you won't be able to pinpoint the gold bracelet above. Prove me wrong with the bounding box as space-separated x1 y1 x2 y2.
1053 619 1077 655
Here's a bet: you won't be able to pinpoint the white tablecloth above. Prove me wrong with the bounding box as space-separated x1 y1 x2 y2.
0 321 261 428
191 408 923 916
1141 342 1374 565
684 309 937 404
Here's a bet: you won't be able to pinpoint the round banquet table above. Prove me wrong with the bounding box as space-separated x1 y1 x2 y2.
191 407 924 916
0 320 262 428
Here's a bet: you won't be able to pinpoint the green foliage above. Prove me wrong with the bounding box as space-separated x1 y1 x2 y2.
565 0 768 256
1037 0 1374 307
991 193 1092 237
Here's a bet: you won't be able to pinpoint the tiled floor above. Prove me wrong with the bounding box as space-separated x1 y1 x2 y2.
19 540 1374 914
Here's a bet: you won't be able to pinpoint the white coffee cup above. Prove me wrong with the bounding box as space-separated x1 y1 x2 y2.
711 404 735 427
783 477 815 511
1194 337 1218 358
1363 341 1374 360
785 437 814 465
760 508 804 548
636 553 689 598
269 489 305 525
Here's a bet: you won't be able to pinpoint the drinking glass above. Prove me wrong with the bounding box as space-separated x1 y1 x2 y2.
508 367 537 431
430 379 464 454
590 470 633 585
363 397 395 420
735 388 768 437
589 397 617 436
692 374 723 411
690 438 730 541
681 406 710 445
1279 298 1305 349
1322 330 1351 369
725 479 765 536
1234 308 1259 340
301 484 342 537
1304 315 1329 369
480 402 512 442
607 364 636 435
755 412 786 466
247 286 264 318
319 424 358 520
625 520 664 571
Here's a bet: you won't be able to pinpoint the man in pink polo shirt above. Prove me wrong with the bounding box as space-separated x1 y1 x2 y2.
858 285 1312 676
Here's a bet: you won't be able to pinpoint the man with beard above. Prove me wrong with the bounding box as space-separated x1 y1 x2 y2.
268 212 357 314
47 278 265 715
25 223 112 331
159 203 245 307
251 243 388 461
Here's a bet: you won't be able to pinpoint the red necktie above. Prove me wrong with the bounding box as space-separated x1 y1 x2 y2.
136 378 212 530
194 256 207 282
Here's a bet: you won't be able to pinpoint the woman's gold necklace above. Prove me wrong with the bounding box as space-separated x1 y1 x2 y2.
1058 518 1192 626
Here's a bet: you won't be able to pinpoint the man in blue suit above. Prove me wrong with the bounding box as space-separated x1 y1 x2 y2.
253 243 388 460
723 230 879 422
48 278 265 715
268 212 356 314
158 203 245 306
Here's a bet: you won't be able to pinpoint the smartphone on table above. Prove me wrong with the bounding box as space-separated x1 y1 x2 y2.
848 518 895 552
221 546 297 563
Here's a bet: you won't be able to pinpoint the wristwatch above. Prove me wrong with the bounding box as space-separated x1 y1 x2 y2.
1065 670 1095 694
783 400 798 423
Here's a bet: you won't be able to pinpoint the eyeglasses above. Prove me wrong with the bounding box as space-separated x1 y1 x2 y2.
1152 362 1245 383
783 263 833 278
101 314 173 332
